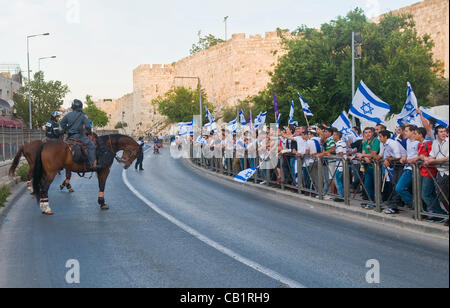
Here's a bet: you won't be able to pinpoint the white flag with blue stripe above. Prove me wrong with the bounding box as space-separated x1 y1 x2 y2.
276 113 281 128
396 82 422 127
254 112 267 129
226 118 238 133
239 109 247 126
205 121 217 132
420 107 449 128
289 101 299 126
195 136 207 145
234 167 259 183
298 92 313 117
349 81 391 124
205 106 214 123
178 121 193 136
331 111 358 138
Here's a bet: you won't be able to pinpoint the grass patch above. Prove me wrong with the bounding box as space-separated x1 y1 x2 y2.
17 164 30 182
0 185 11 208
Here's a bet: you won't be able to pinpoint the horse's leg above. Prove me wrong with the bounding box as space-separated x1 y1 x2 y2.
60 170 74 192
39 171 58 215
97 167 111 210
27 166 34 194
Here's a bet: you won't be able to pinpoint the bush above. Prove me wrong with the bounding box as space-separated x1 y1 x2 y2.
17 164 30 182
0 185 10 208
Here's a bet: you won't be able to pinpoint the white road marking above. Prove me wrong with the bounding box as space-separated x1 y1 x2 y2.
122 167 306 288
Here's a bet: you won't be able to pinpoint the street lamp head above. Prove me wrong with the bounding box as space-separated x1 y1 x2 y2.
43 33 50 36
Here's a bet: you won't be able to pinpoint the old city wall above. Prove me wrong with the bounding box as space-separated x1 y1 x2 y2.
372 0 449 78
97 0 449 135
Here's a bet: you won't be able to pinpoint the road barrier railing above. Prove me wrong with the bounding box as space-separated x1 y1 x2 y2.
191 144 449 223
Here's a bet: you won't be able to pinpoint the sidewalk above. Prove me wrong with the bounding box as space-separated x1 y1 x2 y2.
186 160 449 239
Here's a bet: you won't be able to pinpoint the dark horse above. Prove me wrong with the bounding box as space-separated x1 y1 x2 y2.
32 134 142 215
9 140 74 194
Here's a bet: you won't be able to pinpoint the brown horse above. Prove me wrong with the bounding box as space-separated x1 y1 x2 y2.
32 134 142 215
9 140 74 194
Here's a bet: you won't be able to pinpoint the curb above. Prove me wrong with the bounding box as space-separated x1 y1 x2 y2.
185 160 449 239
0 179 28 223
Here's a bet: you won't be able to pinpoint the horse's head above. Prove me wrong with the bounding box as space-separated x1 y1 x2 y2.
108 135 142 169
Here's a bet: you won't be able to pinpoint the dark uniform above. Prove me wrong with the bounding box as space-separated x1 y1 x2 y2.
45 118 61 140
60 100 96 167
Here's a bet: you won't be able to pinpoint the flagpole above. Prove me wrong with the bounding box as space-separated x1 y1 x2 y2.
303 112 310 129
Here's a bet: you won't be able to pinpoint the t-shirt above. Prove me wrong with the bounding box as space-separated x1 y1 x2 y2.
405 139 419 171
430 137 449 176
417 141 437 178
383 138 406 160
335 139 347 172
325 136 336 163
362 137 381 169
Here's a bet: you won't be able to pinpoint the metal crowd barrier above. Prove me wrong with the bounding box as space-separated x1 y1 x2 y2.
0 127 45 162
191 144 449 223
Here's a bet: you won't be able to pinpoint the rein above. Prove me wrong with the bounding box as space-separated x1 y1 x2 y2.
107 135 139 164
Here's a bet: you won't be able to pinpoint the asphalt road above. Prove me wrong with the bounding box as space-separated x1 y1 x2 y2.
0 147 448 288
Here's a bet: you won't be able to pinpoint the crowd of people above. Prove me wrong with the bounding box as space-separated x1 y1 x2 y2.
191 113 449 225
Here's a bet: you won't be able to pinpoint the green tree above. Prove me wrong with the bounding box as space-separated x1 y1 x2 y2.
190 34 225 55
430 78 449 106
13 71 69 128
247 9 441 125
152 86 213 123
221 100 254 123
83 95 109 128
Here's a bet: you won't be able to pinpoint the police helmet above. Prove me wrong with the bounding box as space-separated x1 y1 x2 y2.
51 111 61 118
72 99 83 111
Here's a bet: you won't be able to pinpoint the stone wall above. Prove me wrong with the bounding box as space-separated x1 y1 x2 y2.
97 0 449 136
372 0 449 78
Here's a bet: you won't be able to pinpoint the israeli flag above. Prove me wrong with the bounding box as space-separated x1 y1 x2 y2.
349 81 391 124
420 107 449 128
289 101 299 126
239 109 247 126
205 121 217 132
234 167 259 183
195 136 207 145
276 113 281 128
226 118 238 133
396 82 422 127
254 112 267 129
178 121 193 136
205 106 214 123
298 92 313 117
331 111 358 138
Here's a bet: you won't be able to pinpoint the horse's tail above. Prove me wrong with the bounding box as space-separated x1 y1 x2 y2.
9 145 24 177
32 144 45 203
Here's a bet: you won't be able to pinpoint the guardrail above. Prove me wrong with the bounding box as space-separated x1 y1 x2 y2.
190 145 449 223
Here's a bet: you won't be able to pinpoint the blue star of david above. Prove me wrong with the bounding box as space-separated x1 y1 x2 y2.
341 127 350 135
404 102 415 112
361 101 374 115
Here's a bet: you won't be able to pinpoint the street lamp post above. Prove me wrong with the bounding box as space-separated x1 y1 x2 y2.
27 32 50 129
38 56 56 72
351 31 362 126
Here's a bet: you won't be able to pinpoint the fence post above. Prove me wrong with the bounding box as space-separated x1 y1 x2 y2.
297 156 303 194
374 161 382 213
280 156 285 190
343 158 351 205
412 163 422 221
318 157 324 200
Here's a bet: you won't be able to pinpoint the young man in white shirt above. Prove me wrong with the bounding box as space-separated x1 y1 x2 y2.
333 130 347 200
395 125 420 208
379 130 407 214
425 125 449 217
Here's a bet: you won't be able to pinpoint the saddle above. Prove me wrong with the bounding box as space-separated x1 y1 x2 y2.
65 134 115 169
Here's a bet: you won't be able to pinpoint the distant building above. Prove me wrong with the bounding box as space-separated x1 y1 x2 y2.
0 65 24 127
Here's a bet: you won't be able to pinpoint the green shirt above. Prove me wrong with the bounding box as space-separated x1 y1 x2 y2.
362 137 380 168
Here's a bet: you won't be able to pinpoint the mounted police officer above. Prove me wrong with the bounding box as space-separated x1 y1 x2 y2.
60 99 97 169
45 111 62 140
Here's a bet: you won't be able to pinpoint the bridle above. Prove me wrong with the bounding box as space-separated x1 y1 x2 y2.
107 135 140 164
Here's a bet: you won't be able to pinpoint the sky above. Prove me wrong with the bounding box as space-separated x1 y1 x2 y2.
0 0 420 107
